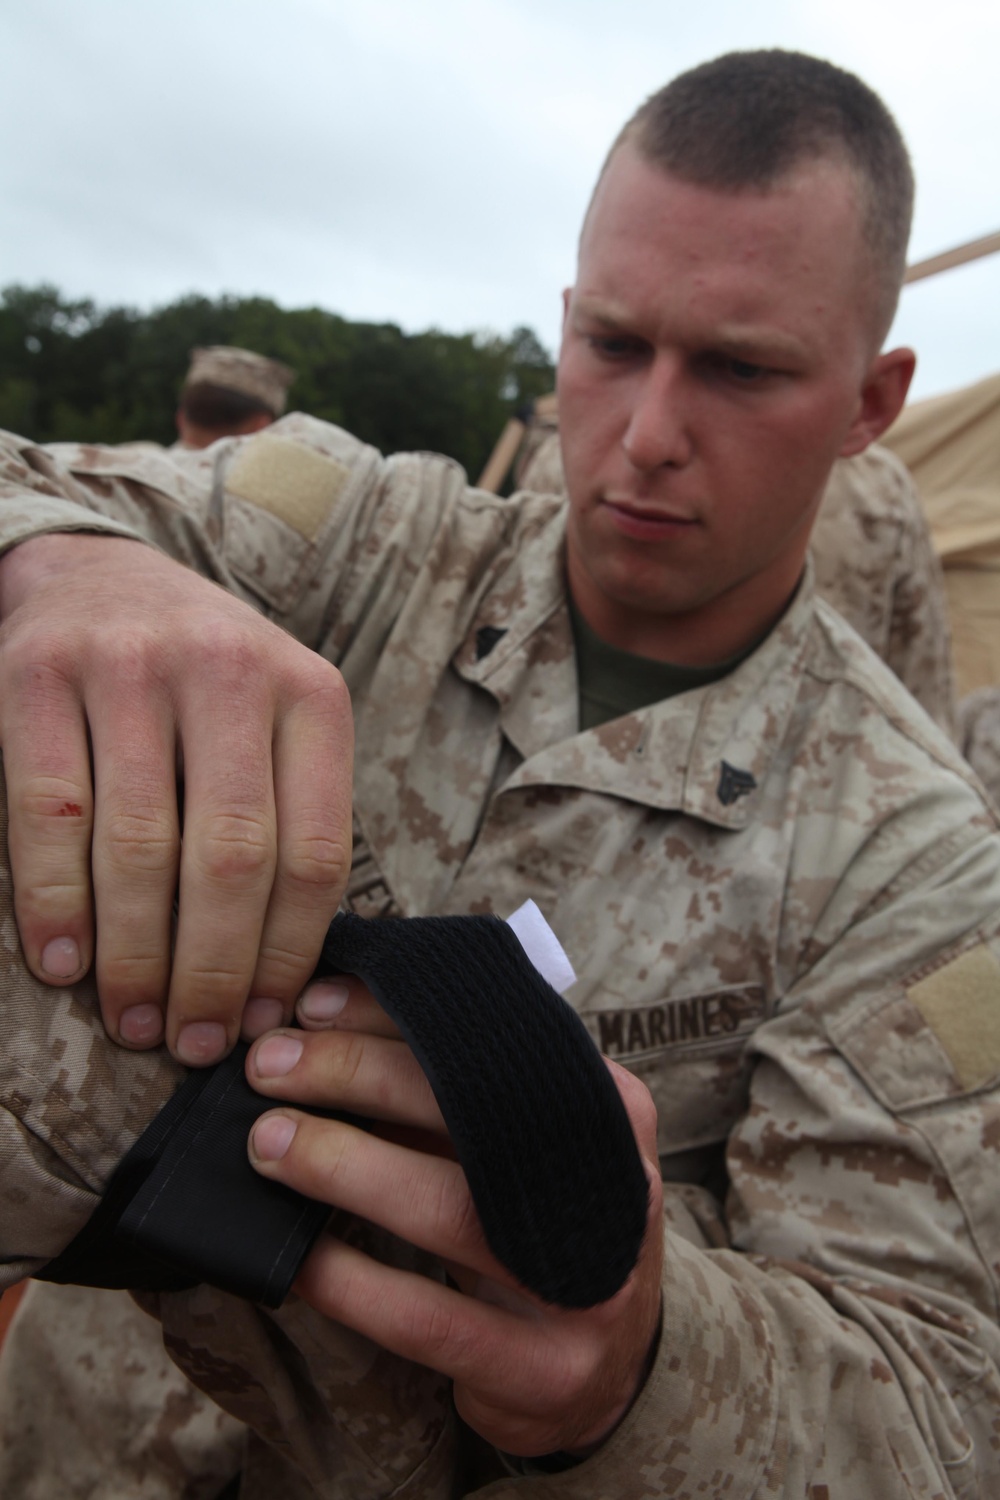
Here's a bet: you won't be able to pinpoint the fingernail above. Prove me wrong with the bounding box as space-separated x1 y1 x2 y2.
176 1022 228 1066
254 1034 303 1078
119 1003 164 1046
41 936 81 979
298 981 349 1023
241 998 285 1039
252 1114 297 1161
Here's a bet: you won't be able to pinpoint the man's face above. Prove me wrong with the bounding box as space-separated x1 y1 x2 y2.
558 144 904 662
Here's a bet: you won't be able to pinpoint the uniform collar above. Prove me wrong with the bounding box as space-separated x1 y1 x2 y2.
453 505 815 830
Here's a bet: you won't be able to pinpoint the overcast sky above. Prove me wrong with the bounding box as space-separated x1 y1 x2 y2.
4 0 999 402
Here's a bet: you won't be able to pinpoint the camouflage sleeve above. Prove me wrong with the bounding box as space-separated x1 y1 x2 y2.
0 419 478 658
0 428 162 555
0 425 275 599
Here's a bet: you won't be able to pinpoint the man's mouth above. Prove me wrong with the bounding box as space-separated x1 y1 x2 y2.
601 497 700 542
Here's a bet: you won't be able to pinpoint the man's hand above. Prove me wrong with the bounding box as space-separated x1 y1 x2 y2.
246 980 665 1458
0 533 353 1064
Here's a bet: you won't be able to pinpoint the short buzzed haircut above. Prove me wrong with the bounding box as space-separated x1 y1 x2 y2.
611 50 914 343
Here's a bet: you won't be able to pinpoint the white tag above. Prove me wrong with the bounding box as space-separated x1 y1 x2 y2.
504 899 577 995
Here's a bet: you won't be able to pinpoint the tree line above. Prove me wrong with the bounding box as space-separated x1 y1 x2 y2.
0 285 555 482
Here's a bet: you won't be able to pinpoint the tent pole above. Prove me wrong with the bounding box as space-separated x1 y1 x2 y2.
905 230 1000 285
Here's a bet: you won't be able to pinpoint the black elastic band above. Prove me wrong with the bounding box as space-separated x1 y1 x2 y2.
320 912 648 1307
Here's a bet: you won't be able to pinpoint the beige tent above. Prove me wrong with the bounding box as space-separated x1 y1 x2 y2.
883 372 1000 697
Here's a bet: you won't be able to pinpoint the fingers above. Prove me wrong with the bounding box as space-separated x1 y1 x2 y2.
248 1026 666 1458
294 1232 537 1390
241 685 353 1040
167 649 352 1065
88 681 179 1049
247 1025 442 1130
0 654 95 987
0 535 356 1065
295 974 403 1037
292 1230 658 1457
604 1056 661 1164
249 1109 494 1274
165 644 279 1062
0 536 148 991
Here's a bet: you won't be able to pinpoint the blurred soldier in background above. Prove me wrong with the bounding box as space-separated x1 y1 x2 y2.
174 346 294 450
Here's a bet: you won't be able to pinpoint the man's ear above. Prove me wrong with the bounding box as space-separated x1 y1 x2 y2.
561 287 572 329
839 346 916 457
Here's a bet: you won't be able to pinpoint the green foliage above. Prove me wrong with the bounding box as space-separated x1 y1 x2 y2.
0 285 554 479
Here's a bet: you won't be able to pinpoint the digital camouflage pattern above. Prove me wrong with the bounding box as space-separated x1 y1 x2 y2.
0 1282 245 1499
0 416 999 1498
518 422 957 737
810 444 956 739
958 685 1000 807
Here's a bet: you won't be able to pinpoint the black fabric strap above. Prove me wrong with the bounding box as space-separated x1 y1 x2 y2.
39 1042 336 1308
41 911 649 1310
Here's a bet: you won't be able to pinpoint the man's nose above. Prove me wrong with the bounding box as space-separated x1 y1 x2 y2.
621 357 693 472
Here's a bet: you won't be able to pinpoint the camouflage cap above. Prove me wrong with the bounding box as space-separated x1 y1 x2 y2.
183 346 295 416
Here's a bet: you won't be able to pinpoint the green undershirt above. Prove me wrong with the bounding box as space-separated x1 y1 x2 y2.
568 595 756 732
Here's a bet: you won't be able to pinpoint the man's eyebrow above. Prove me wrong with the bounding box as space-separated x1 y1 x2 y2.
571 299 811 362
569 297 634 328
709 326 811 363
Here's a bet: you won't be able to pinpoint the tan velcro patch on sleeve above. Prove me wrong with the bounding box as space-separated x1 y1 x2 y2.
907 943 1000 1090
226 435 349 541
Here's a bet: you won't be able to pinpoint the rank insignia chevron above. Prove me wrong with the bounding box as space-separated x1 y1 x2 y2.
717 760 757 806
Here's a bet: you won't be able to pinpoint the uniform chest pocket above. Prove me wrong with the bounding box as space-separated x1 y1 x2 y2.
586 986 767 1157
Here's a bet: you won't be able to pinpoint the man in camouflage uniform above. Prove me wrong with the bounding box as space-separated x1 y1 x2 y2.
1 49 1000 1500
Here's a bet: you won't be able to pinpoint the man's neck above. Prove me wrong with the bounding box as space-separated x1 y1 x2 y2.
564 556 805 667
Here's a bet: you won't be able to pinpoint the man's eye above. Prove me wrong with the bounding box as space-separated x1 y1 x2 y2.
728 358 767 382
588 336 642 360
